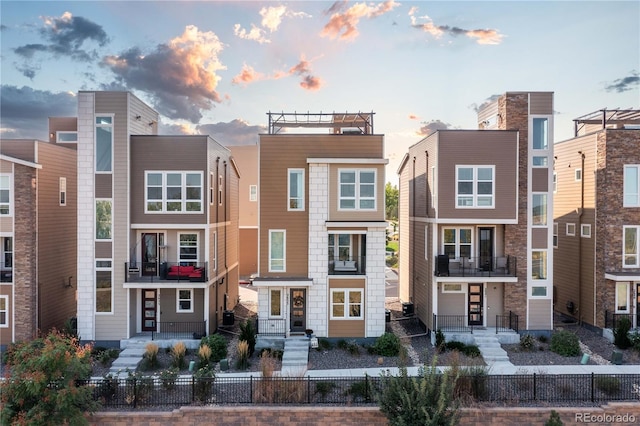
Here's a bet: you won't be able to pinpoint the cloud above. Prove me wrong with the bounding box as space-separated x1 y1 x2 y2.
410 10 504 45
321 0 400 41
233 23 270 44
0 85 76 139
408 114 419 120
300 75 323 91
102 25 225 123
14 12 109 63
289 59 311 75
158 123 196 135
235 5 311 43
231 64 265 85
16 63 40 80
197 119 266 146
417 119 451 136
260 5 287 32
605 71 640 93
232 56 323 91
469 94 501 113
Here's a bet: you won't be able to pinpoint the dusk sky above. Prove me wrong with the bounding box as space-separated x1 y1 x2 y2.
1 1 638 184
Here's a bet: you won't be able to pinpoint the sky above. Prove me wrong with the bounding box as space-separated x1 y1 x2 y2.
1 0 638 185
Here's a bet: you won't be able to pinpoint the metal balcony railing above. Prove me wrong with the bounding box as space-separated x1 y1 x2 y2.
435 255 517 278
125 262 208 283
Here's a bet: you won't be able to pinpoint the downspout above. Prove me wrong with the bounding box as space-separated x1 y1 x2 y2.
577 151 585 324
224 161 229 310
215 157 220 331
412 156 416 304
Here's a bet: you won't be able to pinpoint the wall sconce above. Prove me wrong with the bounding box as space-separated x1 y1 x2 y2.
50 132 55 139
135 115 141 121
65 276 73 288
148 121 154 126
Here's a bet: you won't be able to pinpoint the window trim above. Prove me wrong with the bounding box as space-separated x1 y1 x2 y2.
95 199 113 241
455 165 495 208
532 193 548 226
288 168 305 211
338 168 377 211
531 250 547 280
212 232 217 271
442 227 473 260
2 237 13 270
615 282 630 313
95 259 113 314
442 283 464 293
531 286 547 297
249 184 258 202
218 175 223 206
269 288 283 318
0 295 8 327
145 171 204 214
178 233 198 264
623 165 640 207
575 168 582 182
176 289 194 313
269 230 286 272
531 117 550 151
581 224 591 238
210 173 214 206
0 174 12 216
566 223 576 236
623 226 639 268
553 172 557 193
95 114 114 173
330 288 364 320
553 222 558 248
59 177 67 206
56 131 78 143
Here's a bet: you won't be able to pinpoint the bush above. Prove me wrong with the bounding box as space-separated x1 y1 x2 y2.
171 341 187 369
550 330 580 357
445 341 466 352
197 344 212 369
317 338 333 351
236 340 250 370
520 334 537 351
613 317 632 349
372 333 402 356
315 381 336 400
160 367 179 390
629 330 640 353
435 329 446 351
595 376 621 396
239 319 257 357
194 365 215 402
142 342 160 369
201 334 228 362
545 410 564 426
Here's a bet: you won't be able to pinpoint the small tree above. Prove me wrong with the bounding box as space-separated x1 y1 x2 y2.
239 319 257 357
1 330 100 425
613 317 632 349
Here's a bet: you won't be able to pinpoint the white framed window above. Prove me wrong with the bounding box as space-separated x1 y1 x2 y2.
269 288 282 317
442 283 464 293
95 115 113 172
623 165 640 207
96 260 113 314
575 168 582 182
288 169 304 211
339 169 376 210
96 200 112 240
424 226 429 260
532 156 548 167
209 173 214 205
218 175 223 206
269 230 285 272
0 174 11 216
566 223 576 236
532 193 547 226
623 226 640 267
329 234 352 261
443 228 472 259
178 233 198 264
59 177 67 206
212 232 217 271
56 131 77 143
176 289 194 313
532 117 549 150
0 295 8 327
2 237 12 270
553 223 558 248
553 172 557 193
581 224 591 238
532 286 547 297
330 289 363 319
145 171 203 213
615 282 630 313
532 251 547 280
250 185 258 202
456 166 494 208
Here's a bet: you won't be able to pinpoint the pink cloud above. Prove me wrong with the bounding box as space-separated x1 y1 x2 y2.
410 11 504 45
321 0 400 41
408 114 419 120
231 64 265 85
300 75 323 91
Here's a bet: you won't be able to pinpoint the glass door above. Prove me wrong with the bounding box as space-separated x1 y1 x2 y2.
479 227 493 271
468 284 483 326
142 289 157 331
290 288 306 333
142 233 158 276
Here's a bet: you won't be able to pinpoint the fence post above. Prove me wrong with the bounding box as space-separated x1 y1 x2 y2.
250 376 253 403
307 376 311 404
533 373 536 401
133 377 138 409
591 373 595 403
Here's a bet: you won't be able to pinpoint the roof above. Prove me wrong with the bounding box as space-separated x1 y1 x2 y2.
573 108 640 136
266 111 375 135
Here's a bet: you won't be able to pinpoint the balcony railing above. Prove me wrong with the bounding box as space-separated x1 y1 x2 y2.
605 310 639 329
328 256 366 275
435 255 517 278
125 262 208 283
432 313 519 334
0 262 12 282
496 311 519 334
256 317 286 337
152 321 206 340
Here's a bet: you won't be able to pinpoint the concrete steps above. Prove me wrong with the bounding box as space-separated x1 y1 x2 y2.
472 334 511 364
109 343 146 376
280 338 310 376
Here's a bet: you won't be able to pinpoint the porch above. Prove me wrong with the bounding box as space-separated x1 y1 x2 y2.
124 321 207 349
435 255 517 278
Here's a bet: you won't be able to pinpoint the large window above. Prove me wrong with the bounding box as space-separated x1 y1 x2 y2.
615 282 629 313
532 118 548 150
456 166 494 208
328 234 351 261
623 226 640 267
532 194 547 226
0 295 7 327
0 175 11 216
2 237 12 269
179 233 198 264
269 230 285 272
270 289 282 317
96 260 112 313
339 169 376 210
532 251 547 280
176 289 194 313
330 289 363 319
95 116 113 172
443 228 472 259
96 200 112 240
624 165 640 207
145 171 203 213
288 169 304 211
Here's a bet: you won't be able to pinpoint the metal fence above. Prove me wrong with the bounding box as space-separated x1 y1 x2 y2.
152 321 207 340
83 373 640 409
496 311 519 334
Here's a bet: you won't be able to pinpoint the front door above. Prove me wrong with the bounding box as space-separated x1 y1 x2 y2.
290 288 306 333
142 233 158 276
468 283 483 326
142 289 157 331
479 227 494 271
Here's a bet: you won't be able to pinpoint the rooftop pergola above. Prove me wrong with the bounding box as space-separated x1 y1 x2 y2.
573 108 640 136
267 111 375 135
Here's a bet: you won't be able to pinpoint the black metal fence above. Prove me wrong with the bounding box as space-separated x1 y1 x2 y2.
84 373 640 409
152 321 206 340
605 310 638 329
496 311 519 334
256 318 286 337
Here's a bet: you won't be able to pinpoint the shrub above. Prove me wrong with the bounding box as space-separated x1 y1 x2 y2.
236 340 250 370
96 348 120 366
550 330 580 357
345 378 372 402
372 332 402 357
595 376 621 396
538 334 549 344
337 339 348 350
461 344 481 358
613 317 632 349
143 342 160 369
445 341 466 352
171 341 187 369
201 334 228 362
315 381 336 400
545 410 564 426
197 344 212 369
194 365 215 402
317 338 333 351
97 373 118 401
239 319 257 357
260 348 283 360
520 334 536 351
435 329 446 351
159 367 179 390
629 330 640 353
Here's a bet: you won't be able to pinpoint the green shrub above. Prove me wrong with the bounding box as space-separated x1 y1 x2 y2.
461 344 481 358
317 338 333 351
239 319 257 357
315 381 336 400
201 334 228 362
372 333 402 356
550 330 580 357
613 317 632 349
194 366 215 402
345 378 372 402
159 367 179 390
545 410 564 426
538 335 549 343
629 330 640 352
595 376 620 396
445 341 466 352
435 329 446 350
337 339 348 350
520 334 536 351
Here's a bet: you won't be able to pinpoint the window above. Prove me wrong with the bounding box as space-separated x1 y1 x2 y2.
532 251 547 280
95 115 113 172
442 283 463 293
581 224 591 238
145 171 203 213
623 226 639 267
212 232 217 271
269 230 285 272
56 131 77 142
575 168 582 182
566 223 576 236
329 234 351 261
553 172 557 193
0 295 7 327
179 233 198 264
96 260 112 313
96 200 112 240
456 166 494 208
443 228 472 259
532 194 547 226
553 223 558 248
288 169 304 210
176 289 194 313
615 282 629 313
339 169 376 210
250 185 257 202
0 174 11 215
59 177 67 206
210 173 214 205
624 165 640 207
532 286 547 297
533 156 548 167
269 289 282 317
218 175 223 206
2 237 12 269
532 118 548 150
330 289 363 319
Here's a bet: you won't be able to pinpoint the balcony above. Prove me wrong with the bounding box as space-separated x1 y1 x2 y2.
435 255 517 278
125 262 208 283
328 256 366 275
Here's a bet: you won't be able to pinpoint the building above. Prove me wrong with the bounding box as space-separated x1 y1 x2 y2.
553 109 640 333
398 92 555 338
252 112 388 339
0 136 77 348
73 91 239 346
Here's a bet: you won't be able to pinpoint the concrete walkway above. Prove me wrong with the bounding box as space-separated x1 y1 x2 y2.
280 337 310 376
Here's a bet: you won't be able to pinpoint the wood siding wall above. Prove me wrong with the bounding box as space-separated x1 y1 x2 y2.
328 277 366 337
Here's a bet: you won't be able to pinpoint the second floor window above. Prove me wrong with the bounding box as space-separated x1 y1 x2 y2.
443 228 472 259
456 166 494 208
250 185 258 202
95 116 113 172
532 117 549 150
269 230 285 272
624 226 640 267
339 169 376 210
179 233 198 264
624 165 640 207
288 169 304 210
0 175 10 216
532 194 547 226
96 200 112 240
146 172 203 213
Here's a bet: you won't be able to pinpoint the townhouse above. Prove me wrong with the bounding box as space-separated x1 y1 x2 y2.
252 112 388 339
553 108 640 333
398 91 555 337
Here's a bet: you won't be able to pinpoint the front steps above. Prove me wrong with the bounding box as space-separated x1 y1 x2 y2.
472 334 511 364
280 338 310 376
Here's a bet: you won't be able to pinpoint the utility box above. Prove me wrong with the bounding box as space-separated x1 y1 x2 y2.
385 309 391 323
223 310 235 326
402 302 414 317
